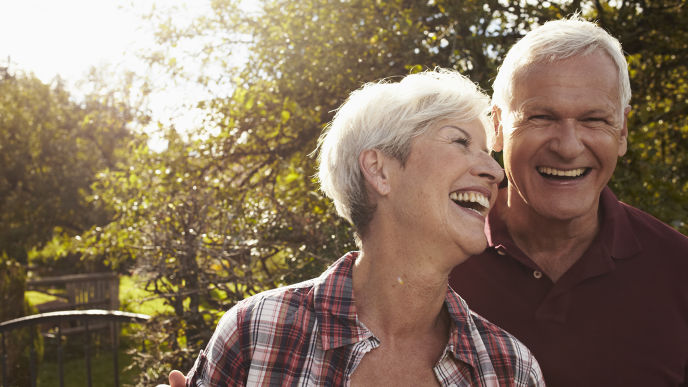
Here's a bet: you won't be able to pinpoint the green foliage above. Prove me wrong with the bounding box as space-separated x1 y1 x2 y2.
0 70 136 266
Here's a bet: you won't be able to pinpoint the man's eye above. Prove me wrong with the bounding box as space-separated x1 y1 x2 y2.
529 115 552 121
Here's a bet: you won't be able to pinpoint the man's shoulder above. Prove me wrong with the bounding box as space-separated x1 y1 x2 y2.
610 199 688 282
618 200 688 249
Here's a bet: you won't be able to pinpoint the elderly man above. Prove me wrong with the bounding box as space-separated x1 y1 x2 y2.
449 16 688 386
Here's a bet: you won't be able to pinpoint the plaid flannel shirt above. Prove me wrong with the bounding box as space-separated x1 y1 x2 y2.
187 252 544 386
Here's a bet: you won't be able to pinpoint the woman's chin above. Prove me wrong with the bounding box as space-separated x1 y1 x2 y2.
454 237 488 260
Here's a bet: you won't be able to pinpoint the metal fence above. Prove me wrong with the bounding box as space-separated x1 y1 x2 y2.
0 309 150 387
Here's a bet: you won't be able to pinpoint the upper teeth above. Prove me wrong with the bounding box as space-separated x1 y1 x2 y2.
538 167 586 177
449 191 490 209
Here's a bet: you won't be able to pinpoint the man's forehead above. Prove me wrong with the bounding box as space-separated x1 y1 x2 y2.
505 56 624 113
511 97 620 114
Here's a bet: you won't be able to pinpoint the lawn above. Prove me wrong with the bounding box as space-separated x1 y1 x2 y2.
23 274 170 386
37 344 139 387
118 275 173 316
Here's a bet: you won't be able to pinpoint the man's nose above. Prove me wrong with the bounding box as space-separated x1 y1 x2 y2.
549 119 585 159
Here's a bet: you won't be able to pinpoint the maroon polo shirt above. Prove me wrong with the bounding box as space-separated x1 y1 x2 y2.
450 186 688 386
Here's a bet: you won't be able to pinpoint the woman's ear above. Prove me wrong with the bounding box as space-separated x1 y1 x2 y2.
359 149 392 196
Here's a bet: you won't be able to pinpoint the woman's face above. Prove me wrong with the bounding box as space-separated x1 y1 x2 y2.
385 117 503 263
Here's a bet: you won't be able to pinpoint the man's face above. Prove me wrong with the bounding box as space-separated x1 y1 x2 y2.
496 51 628 222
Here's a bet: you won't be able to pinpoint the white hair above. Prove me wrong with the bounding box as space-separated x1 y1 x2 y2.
492 15 631 111
315 68 491 236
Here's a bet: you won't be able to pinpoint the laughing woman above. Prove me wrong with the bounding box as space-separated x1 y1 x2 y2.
179 69 544 386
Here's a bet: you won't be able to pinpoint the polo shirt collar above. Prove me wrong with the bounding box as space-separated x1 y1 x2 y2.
486 186 642 263
598 186 642 260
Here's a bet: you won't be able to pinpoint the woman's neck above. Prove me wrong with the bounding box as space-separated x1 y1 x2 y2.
352 246 451 339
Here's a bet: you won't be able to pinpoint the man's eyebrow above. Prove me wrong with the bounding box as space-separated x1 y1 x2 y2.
520 104 555 114
522 104 615 117
580 109 614 116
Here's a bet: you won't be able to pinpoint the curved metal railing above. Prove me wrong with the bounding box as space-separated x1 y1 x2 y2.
0 309 150 387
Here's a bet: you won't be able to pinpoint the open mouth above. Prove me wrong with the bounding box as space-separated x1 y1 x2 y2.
537 166 590 180
449 191 490 216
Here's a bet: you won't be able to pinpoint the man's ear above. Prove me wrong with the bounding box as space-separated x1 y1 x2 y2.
618 105 630 157
359 148 392 196
492 106 504 153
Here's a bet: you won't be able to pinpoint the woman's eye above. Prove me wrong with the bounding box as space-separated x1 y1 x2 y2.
454 138 470 146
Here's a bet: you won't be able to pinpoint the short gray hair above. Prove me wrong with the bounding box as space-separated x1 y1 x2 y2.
492 15 631 111
316 68 491 237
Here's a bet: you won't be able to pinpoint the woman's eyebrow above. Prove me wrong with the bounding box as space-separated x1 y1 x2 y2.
444 125 489 152
444 125 471 139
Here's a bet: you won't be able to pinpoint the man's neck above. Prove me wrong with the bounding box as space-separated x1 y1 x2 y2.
501 189 601 282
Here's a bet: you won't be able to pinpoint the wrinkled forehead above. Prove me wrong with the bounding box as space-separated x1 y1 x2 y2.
506 53 624 112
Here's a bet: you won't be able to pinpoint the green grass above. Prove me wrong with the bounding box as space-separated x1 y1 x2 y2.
119 275 173 316
25 290 60 306
37 344 139 387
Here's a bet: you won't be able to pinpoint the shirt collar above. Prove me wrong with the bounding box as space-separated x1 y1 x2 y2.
597 186 642 260
313 251 486 370
486 186 642 261
312 251 372 350
444 287 482 369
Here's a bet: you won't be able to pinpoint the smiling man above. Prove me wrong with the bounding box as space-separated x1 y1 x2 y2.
449 16 688 386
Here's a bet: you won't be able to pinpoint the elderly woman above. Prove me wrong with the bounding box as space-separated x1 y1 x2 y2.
175 69 544 386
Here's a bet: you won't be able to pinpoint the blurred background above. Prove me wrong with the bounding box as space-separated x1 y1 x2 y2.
1 0 686 385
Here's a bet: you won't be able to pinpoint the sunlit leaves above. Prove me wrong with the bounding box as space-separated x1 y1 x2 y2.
0 72 135 264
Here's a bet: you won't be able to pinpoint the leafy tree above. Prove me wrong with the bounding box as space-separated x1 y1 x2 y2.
0 69 137 383
0 69 136 267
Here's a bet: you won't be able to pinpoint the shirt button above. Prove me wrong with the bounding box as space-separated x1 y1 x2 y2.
533 270 543 279
496 249 506 256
